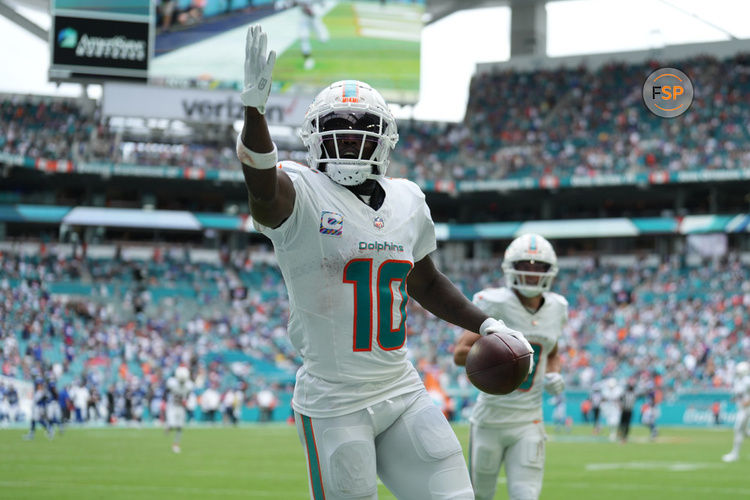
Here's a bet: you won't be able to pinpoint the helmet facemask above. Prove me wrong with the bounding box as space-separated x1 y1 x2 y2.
504 262 557 297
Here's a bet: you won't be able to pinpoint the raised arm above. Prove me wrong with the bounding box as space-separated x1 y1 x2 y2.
237 25 295 229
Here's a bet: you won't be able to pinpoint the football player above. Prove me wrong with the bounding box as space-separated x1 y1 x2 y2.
23 378 51 440
46 379 64 436
165 366 193 453
297 0 329 70
454 234 567 500
237 25 533 500
722 361 750 462
601 377 623 442
275 0 329 69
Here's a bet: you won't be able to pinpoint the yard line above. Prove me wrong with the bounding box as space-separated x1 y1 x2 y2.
556 480 750 496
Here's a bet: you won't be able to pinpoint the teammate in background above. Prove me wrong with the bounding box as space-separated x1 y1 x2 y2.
166 366 194 454
23 379 51 440
237 25 533 499
299 0 329 69
601 377 623 442
453 233 567 500
722 361 750 462
276 0 330 69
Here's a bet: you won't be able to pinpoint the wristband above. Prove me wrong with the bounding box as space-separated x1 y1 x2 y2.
236 133 278 169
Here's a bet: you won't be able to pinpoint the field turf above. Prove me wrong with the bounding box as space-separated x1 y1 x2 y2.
1 424 746 499
273 2 421 101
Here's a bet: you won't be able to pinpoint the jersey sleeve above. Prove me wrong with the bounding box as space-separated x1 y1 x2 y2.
559 295 569 329
410 182 437 262
252 163 313 250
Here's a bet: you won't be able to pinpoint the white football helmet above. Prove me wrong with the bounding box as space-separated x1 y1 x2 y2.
175 366 189 382
298 80 398 186
502 233 558 297
736 361 750 377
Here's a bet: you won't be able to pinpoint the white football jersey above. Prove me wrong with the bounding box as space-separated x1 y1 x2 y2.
167 377 194 407
733 375 750 408
469 287 568 426
255 162 436 418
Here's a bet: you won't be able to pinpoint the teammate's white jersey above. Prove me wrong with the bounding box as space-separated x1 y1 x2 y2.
166 377 194 408
733 375 750 408
255 162 436 418
470 287 568 426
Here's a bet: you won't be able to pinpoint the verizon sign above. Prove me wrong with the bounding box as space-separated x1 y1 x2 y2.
102 83 309 126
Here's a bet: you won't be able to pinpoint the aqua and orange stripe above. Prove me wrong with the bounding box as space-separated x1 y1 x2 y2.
301 415 326 499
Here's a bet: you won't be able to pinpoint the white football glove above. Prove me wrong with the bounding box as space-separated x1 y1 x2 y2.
544 372 565 395
479 318 534 375
241 25 276 114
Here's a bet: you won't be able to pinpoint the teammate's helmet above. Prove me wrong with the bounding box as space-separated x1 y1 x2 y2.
175 366 189 382
736 361 750 377
299 80 398 186
502 233 559 297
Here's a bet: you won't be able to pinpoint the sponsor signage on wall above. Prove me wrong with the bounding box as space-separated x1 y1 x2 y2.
102 83 310 126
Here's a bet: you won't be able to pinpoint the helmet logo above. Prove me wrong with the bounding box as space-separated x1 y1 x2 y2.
373 217 384 229
528 235 538 253
342 80 360 103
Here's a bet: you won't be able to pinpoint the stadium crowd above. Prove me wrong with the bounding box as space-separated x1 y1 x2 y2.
392 53 750 182
2 243 748 424
2 54 750 183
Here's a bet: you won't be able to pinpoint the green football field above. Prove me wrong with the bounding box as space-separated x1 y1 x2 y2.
1 424 746 499
273 2 422 102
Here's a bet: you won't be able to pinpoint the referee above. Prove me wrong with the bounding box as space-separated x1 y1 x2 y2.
618 382 638 442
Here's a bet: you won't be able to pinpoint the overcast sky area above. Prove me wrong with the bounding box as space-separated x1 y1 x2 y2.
0 0 749 122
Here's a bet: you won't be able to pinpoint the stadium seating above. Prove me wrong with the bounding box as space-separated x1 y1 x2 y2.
2 244 747 424
3 53 750 186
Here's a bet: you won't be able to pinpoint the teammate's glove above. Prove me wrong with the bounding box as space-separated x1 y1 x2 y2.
241 25 276 114
479 318 534 375
544 372 565 395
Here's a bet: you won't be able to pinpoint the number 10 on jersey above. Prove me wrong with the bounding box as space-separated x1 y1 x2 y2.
343 259 413 352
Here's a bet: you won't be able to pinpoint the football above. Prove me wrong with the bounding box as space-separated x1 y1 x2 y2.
465 333 533 395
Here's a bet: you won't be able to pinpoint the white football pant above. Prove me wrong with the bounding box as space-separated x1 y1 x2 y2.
294 389 474 500
469 421 546 500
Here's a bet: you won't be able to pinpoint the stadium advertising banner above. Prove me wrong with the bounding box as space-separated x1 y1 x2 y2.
49 0 152 82
151 0 424 103
102 82 309 126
